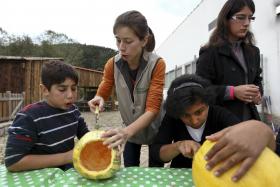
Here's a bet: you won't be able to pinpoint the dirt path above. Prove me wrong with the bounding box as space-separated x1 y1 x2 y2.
0 111 149 167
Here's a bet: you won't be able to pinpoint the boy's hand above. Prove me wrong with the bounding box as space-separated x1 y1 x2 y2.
176 140 200 158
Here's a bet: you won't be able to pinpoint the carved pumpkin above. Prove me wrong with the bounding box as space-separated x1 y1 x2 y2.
73 130 120 179
192 140 280 187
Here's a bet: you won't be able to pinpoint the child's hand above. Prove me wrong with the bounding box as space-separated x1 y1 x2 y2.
176 140 200 158
65 150 74 163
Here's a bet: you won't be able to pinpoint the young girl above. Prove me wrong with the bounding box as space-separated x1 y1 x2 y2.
151 74 276 182
151 74 240 168
196 0 262 121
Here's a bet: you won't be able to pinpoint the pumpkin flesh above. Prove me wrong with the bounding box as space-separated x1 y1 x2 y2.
73 131 120 180
80 141 111 171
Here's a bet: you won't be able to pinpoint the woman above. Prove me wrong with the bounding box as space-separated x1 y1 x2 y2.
151 74 240 168
88 10 165 167
196 0 262 121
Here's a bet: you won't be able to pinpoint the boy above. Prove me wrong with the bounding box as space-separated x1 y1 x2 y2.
5 60 89 172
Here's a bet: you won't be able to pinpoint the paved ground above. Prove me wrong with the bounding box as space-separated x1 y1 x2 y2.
0 111 149 167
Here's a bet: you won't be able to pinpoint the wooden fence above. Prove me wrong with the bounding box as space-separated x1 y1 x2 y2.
0 91 25 122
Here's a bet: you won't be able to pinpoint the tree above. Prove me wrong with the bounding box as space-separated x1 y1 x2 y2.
38 30 76 45
6 35 37 56
0 29 117 70
0 27 9 46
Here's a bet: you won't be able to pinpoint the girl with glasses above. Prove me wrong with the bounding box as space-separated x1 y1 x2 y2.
196 0 262 122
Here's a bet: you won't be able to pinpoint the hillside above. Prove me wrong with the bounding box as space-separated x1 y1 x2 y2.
0 28 117 70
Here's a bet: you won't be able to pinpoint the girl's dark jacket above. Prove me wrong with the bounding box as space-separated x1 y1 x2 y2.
196 42 263 120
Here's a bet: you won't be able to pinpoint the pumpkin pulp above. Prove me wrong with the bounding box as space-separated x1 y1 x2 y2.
80 140 111 171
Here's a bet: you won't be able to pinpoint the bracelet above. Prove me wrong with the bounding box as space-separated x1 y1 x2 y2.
229 86 234 100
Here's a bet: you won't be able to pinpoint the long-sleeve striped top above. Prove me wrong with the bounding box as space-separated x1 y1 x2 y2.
5 101 89 169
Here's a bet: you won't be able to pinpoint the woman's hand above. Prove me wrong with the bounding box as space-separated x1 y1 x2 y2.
252 92 262 105
176 140 200 158
88 96 105 112
204 121 274 182
101 128 129 151
234 84 259 103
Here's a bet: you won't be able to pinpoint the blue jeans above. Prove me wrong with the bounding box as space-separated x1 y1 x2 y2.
123 141 164 167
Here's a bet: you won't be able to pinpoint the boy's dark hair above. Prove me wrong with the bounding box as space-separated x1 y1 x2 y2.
41 60 79 90
165 74 214 119
113 10 155 52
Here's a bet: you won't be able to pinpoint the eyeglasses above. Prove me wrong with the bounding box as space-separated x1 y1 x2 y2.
231 14 255 22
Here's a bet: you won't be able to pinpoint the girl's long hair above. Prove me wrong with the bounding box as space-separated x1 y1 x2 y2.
206 0 255 47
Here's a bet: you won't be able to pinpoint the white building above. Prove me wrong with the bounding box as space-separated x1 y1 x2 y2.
157 0 280 119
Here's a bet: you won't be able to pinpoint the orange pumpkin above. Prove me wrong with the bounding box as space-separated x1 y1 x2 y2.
73 130 120 179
